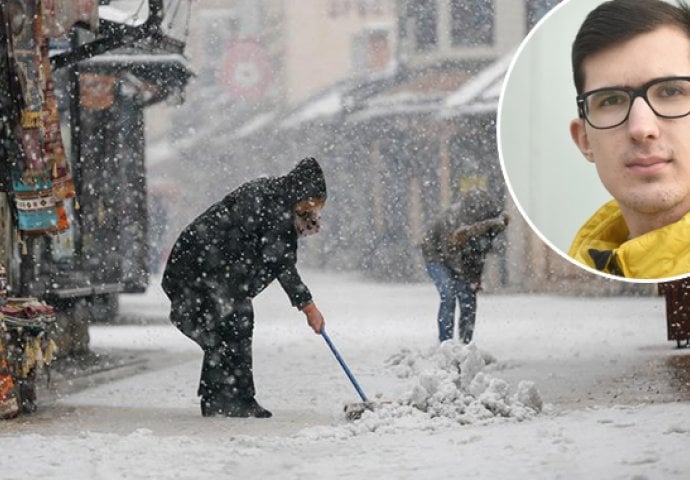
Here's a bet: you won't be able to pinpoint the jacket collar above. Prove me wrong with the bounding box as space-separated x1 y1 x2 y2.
569 199 690 279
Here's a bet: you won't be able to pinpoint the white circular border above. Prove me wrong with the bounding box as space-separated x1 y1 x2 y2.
496 0 690 284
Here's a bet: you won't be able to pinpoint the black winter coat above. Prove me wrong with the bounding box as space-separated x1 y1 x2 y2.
162 158 327 308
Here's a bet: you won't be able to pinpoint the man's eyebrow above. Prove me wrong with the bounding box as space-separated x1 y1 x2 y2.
583 82 638 94
587 76 690 92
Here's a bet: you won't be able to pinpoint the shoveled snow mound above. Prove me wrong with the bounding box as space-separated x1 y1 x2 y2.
296 341 544 440
391 341 543 422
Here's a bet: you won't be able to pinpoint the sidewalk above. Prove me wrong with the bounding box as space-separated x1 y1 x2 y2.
39 348 161 404
2 272 689 480
33 271 690 413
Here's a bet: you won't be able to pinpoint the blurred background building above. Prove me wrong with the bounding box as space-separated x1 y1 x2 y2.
146 0 651 295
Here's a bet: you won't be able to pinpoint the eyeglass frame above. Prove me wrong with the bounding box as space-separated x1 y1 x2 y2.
576 75 690 129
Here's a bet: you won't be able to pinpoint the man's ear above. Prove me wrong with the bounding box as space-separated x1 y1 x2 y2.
570 118 595 163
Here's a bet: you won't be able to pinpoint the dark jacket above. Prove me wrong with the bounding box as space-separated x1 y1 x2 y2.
421 190 505 283
162 157 327 308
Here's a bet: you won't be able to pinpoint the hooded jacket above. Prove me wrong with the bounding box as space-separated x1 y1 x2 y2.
421 190 505 282
568 199 690 279
162 157 327 307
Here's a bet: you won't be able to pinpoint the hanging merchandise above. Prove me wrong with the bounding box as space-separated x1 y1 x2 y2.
9 0 56 236
40 20 76 208
0 266 59 419
1 297 57 415
13 178 57 233
41 0 83 206
0 322 20 420
7 0 75 237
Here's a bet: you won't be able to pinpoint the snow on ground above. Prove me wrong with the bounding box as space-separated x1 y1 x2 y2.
1 270 689 479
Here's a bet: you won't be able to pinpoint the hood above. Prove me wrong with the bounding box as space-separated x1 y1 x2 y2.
282 157 327 207
450 189 501 225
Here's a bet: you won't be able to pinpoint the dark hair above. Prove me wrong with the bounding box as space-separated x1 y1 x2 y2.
572 0 690 94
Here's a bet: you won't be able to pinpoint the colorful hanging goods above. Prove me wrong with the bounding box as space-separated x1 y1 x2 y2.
13 177 58 234
0 265 15 420
40 5 76 206
7 0 76 238
1 297 57 415
0 324 20 420
8 0 55 235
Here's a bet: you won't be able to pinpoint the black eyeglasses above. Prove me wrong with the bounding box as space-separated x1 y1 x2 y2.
577 76 690 129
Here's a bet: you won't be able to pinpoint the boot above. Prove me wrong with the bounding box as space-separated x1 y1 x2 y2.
201 396 225 417
224 398 272 418
242 398 272 418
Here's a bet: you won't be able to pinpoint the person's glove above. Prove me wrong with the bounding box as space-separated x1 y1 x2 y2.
301 302 324 334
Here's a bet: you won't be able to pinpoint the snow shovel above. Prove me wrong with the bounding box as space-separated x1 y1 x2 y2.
320 328 377 420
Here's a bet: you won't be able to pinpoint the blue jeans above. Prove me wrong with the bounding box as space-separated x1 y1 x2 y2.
426 262 477 343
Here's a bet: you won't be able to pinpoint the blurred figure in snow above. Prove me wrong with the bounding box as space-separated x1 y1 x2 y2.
162 158 327 418
421 189 508 344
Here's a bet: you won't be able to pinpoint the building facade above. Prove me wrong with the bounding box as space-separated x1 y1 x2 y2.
152 0 653 295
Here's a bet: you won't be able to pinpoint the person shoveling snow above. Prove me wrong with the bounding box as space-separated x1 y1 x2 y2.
162 158 329 418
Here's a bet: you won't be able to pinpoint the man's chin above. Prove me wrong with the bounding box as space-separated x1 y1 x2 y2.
618 189 688 216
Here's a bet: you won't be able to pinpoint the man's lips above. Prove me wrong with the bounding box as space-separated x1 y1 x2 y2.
625 157 672 174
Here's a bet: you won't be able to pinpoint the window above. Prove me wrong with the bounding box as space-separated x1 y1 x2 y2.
409 0 437 51
352 28 391 73
450 0 494 47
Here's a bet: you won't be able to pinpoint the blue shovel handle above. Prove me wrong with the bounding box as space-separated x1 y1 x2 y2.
320 328 369 402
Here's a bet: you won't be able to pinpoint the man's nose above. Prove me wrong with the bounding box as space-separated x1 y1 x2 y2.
627 96 660 140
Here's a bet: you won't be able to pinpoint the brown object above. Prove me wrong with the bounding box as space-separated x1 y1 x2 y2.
80 73 116 111
658 279 690 348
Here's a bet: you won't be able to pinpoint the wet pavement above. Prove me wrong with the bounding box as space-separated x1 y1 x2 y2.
665 352 690 398
603 348 690 406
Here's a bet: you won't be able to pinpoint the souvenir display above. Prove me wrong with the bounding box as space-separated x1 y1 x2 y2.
1 297 57 415
0 325 19 420
8 0 74 237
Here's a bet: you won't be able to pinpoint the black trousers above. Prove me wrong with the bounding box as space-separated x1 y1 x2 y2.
170 287 256 402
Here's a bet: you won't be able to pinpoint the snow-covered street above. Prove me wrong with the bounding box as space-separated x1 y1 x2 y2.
1 270 689 479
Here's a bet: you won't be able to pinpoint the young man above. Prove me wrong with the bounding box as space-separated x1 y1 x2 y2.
421 189 508 344
162 157 327 418
568 0 690 279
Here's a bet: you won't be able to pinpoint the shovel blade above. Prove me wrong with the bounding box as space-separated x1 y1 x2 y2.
344 400 394 420
344 401 377 421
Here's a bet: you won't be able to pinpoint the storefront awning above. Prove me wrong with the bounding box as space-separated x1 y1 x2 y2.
277 66 400 130
439 49 516 118
81 51 193 105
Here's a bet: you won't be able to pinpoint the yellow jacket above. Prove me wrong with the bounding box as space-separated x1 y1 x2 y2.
568 199 690 279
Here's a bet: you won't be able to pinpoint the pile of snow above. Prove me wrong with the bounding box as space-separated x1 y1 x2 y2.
390 341 543 423
297 342 544 440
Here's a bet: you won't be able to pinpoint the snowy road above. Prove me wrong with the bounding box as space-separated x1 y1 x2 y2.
1 271 689 479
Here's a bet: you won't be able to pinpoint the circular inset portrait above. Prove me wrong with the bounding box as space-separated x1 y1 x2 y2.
499 0 690 282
